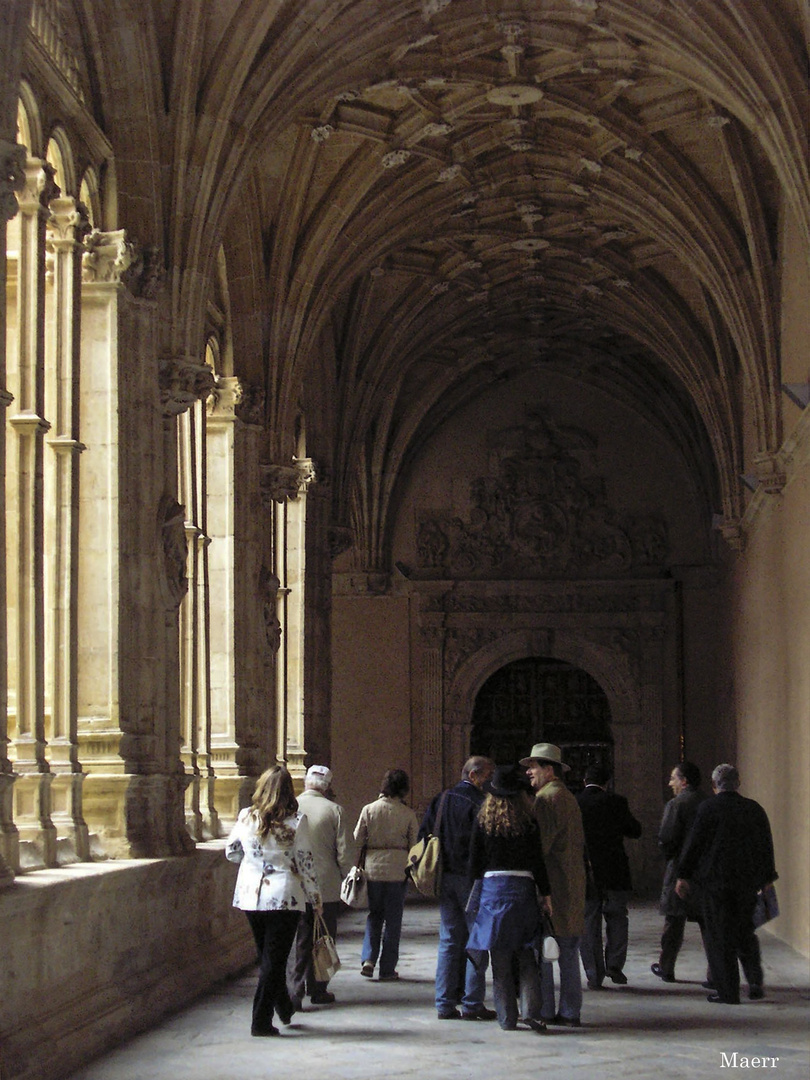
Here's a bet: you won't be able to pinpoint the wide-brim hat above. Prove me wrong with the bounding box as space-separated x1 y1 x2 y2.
518 742 570 773
488 765 527 798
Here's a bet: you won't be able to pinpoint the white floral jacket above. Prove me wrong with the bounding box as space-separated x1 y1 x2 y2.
225 808 322 912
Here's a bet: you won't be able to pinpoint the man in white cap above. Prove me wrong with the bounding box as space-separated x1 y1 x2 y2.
288 765 356 1009
520 742 586 1028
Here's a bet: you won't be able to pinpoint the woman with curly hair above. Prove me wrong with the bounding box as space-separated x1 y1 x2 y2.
467 765 552 1032
226 765 322 1036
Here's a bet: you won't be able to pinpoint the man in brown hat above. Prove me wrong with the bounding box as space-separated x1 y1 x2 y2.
520 742 586 1027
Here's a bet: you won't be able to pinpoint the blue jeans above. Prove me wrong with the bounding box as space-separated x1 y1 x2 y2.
362 880 407 977
540 935 583 1021
435 872 488 1013
491 946 542 1029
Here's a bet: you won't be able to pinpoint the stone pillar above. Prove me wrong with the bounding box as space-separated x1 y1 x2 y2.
260 457 316 783
8 158 59 868
205 377 240 827
0 138 27 884
44 195 90 862
77 229 132 854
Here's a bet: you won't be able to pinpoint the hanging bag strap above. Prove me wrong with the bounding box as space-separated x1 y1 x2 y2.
433 789 449 838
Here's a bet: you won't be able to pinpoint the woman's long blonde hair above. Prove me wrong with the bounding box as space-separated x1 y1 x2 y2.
478 790 535 839
250 765 298 841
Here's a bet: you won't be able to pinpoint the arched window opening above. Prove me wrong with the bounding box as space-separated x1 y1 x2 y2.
46 129 74 195
79 169 99 228
470 657 613 790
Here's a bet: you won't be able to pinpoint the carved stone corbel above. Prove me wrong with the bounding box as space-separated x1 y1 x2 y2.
82 229 134 284
159 356 216 416
259 566 282 652
327 525 353 559
260 457 317 505
122 243 164 300
753 451 786 494
0 140 27 222
234 381 266 427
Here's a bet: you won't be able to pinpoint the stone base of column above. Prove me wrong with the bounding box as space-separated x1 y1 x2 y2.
125 772 196 857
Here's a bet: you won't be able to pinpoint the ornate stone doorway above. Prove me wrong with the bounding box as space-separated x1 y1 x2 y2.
470 657 614 788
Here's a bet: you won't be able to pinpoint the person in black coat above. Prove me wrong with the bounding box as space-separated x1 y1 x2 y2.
651 761 709 982
576 763 642 987
676 763 777 1005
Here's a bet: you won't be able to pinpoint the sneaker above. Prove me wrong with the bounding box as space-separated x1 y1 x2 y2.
361 962 374 978
651 963 675 983
378 972 399 981
526 1018 548 1034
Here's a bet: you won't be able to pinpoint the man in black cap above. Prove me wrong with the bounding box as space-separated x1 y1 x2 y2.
576 763 642 988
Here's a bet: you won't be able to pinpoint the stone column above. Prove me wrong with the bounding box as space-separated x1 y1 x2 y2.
260 457 316 783
0 138 27 884
44 195 90 862
77 229 132 855
205 377 240 827
8 158 58 868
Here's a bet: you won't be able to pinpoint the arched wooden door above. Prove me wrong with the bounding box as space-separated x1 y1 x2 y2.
470 656 613 790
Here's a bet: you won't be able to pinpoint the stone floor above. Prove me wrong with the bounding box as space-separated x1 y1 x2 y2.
68 901 809 1080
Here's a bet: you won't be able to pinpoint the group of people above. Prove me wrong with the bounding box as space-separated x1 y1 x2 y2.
224 745 778 1036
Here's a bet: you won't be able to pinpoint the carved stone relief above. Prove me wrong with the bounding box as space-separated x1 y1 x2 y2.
416 408 668 578
234 381 265 427
157 496 189 609
259 566 282 653
159 357 215 416
1 141 28 222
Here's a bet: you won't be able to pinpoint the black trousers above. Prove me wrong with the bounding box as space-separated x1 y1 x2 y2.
289 900 341 1001
659 912 710 979
245 909 300 1032
700 888 762 1003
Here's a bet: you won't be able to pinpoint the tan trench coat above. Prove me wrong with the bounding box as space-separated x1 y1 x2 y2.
533 778 586 938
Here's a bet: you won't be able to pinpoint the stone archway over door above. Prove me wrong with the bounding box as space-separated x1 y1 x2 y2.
412 579 679 894
470 657 614 788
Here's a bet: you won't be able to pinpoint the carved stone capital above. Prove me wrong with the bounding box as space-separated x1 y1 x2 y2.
82 229 134 284
753 451 786 494
207 376 242 420
47 196 91 248
234 381 265 427
159 357 215 416
0 141 26 222
18 158 59 215
260 457 317 504
717 517 744 551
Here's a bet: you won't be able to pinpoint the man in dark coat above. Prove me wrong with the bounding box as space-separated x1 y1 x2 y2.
676 763 777 1005
419 755 495 1021
576 763 642 987
652 761 708 982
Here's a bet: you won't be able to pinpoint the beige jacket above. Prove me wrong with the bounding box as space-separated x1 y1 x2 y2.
533 778 586 938
297 789 356 903
354 795 419 882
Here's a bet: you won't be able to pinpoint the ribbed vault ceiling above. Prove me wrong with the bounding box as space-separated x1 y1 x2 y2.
68 1 810 557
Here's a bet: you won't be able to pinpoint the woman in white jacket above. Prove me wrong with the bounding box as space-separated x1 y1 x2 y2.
354 769 419 981
226 765 322 1036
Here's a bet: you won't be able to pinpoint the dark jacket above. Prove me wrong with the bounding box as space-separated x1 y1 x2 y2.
576 785 642 892
678 791 777 895
419 780 486 876
658 786 706 917
468 819 551 895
